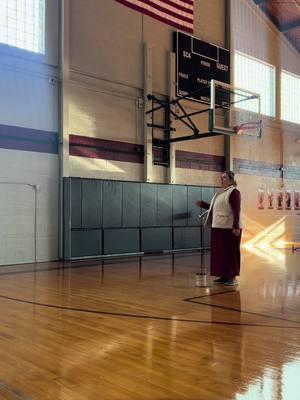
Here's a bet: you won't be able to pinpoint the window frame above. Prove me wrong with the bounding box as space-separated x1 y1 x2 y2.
0 0 46 56
233 51 276 118
281 69 300 126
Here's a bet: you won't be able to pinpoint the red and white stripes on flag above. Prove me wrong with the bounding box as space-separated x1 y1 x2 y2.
115 0 193 32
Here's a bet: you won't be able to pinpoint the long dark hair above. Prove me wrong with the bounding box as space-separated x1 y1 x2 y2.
224 170 237 187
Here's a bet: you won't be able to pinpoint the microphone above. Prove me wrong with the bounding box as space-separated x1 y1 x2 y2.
197 210 208 219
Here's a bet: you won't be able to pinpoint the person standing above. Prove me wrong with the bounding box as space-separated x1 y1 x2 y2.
196 171 242 286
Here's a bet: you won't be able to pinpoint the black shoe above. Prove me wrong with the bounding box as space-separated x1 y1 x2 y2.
223 279 238 286
214 277 226 283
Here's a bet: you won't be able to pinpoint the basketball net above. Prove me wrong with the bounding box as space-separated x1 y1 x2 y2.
234 120 262 137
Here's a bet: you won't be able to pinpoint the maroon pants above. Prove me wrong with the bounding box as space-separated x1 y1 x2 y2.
210 228 241 277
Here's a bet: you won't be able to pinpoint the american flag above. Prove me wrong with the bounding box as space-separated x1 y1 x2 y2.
115 0 194 33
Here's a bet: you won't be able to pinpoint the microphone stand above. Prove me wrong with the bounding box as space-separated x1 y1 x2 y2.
195 209 209 287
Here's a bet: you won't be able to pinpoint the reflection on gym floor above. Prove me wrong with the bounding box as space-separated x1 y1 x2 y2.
0 248 299 399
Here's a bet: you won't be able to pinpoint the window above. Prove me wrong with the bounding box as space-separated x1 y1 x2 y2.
234 52 276 117
281 71 300 125
0 0 45 54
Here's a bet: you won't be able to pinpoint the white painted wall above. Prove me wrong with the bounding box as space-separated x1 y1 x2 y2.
66 0 300 188
231 0 300 244
67 0 227 184
232 0 300 74
0 0 59 265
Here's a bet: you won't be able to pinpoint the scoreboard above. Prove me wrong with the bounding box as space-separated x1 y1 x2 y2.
174 31 230 104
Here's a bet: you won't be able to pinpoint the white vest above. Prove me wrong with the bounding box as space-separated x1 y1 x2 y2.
205 186 242 229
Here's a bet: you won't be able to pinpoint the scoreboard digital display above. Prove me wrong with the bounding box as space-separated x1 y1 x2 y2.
174 31 230 104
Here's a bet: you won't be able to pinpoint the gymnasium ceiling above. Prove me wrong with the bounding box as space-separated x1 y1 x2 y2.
253 0 300 54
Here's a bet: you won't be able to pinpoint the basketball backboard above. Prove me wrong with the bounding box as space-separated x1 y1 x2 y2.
209 80 262 138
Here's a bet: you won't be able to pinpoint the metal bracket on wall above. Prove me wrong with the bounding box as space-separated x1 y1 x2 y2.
146 86 222 150
146 94 173 167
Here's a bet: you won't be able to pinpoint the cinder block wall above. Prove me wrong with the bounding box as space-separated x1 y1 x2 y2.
63 0 300 253
0 0 59 265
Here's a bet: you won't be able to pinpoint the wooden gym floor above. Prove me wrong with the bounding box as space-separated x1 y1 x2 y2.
0 248 299 400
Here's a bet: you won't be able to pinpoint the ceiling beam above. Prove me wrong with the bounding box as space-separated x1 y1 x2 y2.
280 19 300 32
